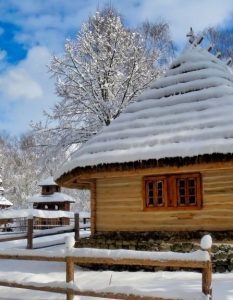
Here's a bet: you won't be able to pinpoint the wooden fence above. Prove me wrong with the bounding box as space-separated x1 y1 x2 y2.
0 213 90 249
0 235 212 300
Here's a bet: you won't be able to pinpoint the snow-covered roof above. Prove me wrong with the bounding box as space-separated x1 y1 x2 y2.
38 176 58 186
28 192 75 203
0 196 13 206
56 46 233 179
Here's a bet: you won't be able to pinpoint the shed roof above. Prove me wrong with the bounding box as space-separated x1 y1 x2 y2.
28 192 75 203
38 176 58 186
0 196 13 206
55 46 233 180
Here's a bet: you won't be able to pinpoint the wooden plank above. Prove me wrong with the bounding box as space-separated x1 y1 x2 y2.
27 218 33 250
97 207 141 213
94 164 233 232
91 181 97 236
0 235 27 243
97 195 142 201
202 167 233 176
0 254 65 262
97 201 141 207
204 188 233 194
74 213 80 241
72 256 207 268
66 257 74 300
201 200 233 210
203 179 233 187
96 222 233 231
0 280 178 300
202 261 212 296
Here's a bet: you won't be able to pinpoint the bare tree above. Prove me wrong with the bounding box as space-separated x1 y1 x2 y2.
32 7 174 156
140 20 175 65
204 26 233 59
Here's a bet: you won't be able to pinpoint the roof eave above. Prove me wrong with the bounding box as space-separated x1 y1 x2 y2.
56 152 233 187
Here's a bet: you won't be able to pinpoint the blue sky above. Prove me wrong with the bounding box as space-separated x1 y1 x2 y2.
0 0 233 135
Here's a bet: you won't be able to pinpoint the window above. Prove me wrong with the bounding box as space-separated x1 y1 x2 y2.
144 173 202 210
145 177 167 208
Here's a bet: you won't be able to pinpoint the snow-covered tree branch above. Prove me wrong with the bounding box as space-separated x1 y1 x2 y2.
32 7 174 157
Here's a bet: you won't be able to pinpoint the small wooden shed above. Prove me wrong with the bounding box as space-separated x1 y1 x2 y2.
0 175 13 228
55 45 233 237
29 176 75 227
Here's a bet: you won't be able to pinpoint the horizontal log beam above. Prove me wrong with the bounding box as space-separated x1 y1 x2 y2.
0 280 177 300
0 254 65 262
72 257 207 269
0 253 207 269
0 235 27 242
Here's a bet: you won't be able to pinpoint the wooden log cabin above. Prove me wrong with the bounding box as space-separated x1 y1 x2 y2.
55 45 233 238
29 176 75 228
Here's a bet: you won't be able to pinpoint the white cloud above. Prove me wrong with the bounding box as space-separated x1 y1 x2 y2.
0 46 51 101
0 0 98 52
0 69 43 100
0 0 233 135
0 46 59 134
121 0 233 45
1 0 233 50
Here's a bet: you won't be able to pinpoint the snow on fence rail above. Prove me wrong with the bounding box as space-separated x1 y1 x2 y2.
0 235 213 300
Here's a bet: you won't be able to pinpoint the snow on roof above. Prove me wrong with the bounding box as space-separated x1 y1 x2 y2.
28 192 75 203
0 209 89 219
56 46 233 179
38 176 58 186
0 196 13 206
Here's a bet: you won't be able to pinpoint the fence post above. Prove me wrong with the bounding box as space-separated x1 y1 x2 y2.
65 236 75 300
200 235 212 298
83 217 86 231
202 261 212 297
74 213 79 242
66 257 74 300
27 216 34 249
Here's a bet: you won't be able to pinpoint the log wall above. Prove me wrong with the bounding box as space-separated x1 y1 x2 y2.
95 163 233 232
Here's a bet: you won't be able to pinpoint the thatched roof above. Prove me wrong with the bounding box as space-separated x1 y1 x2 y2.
56 46 233 181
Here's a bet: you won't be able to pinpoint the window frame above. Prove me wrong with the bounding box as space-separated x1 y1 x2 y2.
144 176 168 208
143 173 202 211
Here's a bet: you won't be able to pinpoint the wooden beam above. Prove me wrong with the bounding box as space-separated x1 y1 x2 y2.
0 280 182 300
72 257 207 269
90 180 97 236
0 254 65 262
66 257 75 300
27 217 34 250
74 213 80 242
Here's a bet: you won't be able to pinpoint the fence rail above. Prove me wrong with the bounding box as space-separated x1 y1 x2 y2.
0 213 90 248
0 235 212 300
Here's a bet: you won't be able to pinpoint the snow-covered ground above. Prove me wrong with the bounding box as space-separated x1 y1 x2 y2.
0 234 232 300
